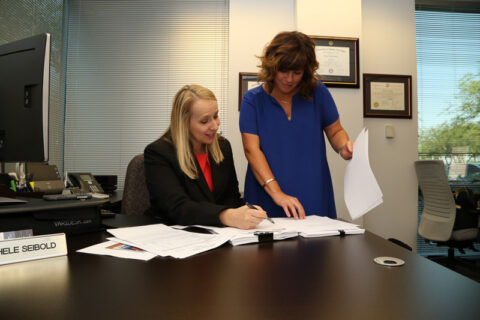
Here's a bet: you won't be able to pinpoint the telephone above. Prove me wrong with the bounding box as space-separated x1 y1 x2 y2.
67 173 104 193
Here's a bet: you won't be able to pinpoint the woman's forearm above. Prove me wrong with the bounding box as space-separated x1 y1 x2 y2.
241 133 282 195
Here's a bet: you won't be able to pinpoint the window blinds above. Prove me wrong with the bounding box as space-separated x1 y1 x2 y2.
64 0 229 189
416 9 480 145
415 5 480 255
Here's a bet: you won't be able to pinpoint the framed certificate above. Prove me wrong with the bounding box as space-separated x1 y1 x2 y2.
310 36 359 88
363 73 412 118
238 72 261 110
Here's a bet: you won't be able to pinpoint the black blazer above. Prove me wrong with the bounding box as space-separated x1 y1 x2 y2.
144 135 243 226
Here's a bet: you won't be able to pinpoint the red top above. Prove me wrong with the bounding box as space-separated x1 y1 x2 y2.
195 153 213 191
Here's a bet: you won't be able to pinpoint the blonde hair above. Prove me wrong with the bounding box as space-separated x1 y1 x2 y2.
165 84 224 179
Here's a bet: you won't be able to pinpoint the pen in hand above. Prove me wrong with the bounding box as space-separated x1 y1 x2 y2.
246 202 275 224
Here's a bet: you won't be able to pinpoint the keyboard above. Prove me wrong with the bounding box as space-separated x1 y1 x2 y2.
42 193 92 201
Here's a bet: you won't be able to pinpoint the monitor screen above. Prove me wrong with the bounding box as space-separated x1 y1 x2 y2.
0 33 50 163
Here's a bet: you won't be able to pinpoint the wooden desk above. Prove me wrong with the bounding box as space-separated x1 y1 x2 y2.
0 231 478 319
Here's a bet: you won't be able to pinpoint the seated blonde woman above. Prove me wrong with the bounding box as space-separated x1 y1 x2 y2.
144 84 266 229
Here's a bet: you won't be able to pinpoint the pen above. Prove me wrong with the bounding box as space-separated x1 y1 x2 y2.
246 202 275 224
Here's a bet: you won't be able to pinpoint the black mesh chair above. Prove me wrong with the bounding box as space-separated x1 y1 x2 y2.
121 154 150 215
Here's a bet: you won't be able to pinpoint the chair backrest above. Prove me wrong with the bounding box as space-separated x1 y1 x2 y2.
414 160 456 242
121 154 150 215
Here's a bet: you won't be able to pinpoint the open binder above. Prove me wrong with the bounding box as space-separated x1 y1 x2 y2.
188 215 364 246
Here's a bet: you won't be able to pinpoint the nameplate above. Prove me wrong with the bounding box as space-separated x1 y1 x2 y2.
0 233 67 265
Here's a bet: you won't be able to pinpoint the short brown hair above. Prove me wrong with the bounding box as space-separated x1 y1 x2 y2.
258 31 318 99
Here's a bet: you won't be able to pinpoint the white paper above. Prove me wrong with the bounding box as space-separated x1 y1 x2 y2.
80 215 364 260
370 82 405 110
186 220 296 246
344 128 383 220
272 215 364 238
195 216 362 243
77 240 156 261
107 224 232 259
316 46 350 77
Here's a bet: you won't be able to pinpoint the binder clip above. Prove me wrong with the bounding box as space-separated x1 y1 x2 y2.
254 231 274 242
338 230 346 237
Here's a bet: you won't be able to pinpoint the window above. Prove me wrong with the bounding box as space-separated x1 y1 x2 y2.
64 0 229 188
416 2 480 255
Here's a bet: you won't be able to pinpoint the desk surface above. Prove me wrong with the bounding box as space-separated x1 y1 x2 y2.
0 231 478 320
0 196 109 215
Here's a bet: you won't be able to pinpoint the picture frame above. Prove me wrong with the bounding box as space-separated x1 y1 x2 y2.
310 36 359 88
238 72 261 110
363 73 412 118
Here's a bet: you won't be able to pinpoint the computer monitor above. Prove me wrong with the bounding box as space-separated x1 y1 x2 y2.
0 33 50 163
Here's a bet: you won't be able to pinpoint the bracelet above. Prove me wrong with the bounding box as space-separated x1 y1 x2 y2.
262 177 276 188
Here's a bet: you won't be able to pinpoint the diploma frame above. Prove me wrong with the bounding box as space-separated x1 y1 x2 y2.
310 36 359 88
238 72 260 110
363 73 412 118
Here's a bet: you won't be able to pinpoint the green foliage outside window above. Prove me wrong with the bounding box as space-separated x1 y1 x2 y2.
419 71 480 162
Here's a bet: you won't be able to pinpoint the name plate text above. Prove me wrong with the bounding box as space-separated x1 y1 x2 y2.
0 233 67 265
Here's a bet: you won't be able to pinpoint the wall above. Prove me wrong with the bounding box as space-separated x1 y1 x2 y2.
361 0 418 250
227 0 295 191
228 0 418 250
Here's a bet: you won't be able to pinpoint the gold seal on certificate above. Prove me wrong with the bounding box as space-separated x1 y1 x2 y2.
363 73 412 118
370 82 405 111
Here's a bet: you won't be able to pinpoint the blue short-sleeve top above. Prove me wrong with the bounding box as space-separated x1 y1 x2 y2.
239 82 339 218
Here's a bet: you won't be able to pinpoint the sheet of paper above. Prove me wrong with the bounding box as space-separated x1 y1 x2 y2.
108 224 232 259
77 240 156 261
344 128 383 220
272 215 364 237
179 220 294 246
193 219 284 235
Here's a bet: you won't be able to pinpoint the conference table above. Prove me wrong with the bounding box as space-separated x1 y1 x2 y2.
0 226 479 319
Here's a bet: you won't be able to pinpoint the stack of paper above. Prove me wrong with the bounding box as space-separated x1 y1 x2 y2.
77 240 156 261
194 220 298 246
78 215 365 259
107 224 232 259
272 215 364 238
344 128 383 220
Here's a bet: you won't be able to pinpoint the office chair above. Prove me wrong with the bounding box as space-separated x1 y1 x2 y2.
121 154 151 215
414 160 478 261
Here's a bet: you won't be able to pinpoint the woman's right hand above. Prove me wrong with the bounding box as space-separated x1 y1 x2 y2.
270 191 305 219
219 205 267 230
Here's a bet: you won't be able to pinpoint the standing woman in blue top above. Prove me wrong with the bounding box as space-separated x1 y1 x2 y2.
239 31 354 219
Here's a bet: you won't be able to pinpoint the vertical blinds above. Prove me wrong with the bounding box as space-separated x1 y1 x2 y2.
64 0 229 189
